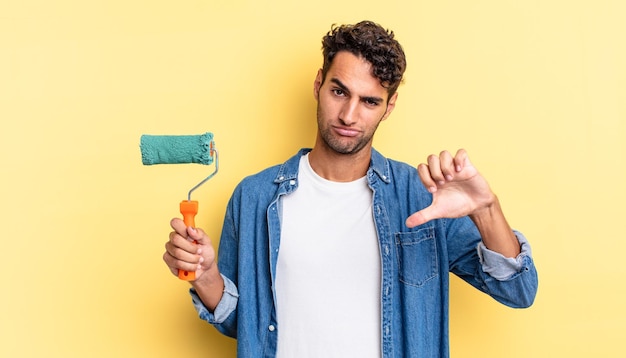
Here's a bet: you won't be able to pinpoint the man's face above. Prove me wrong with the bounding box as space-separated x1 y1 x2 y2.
314 51 397 156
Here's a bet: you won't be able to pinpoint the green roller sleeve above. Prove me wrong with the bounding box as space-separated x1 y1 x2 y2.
140 132 214 165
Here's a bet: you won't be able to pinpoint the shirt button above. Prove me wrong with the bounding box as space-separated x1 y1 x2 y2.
289 179 296 185
268 325 275 332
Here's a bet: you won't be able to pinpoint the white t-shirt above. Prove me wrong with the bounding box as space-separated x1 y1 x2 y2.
275 154 381 357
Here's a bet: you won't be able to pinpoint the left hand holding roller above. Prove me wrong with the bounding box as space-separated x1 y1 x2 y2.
140 132 219 281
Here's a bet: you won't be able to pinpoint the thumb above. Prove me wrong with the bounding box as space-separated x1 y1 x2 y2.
405 206 437 228
186 226 208 245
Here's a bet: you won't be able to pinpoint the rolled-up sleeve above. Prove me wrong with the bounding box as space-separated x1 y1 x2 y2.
190 274 239 324
477 230 533 280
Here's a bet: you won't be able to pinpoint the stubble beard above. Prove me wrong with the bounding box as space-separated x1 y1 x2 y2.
316 104 380 156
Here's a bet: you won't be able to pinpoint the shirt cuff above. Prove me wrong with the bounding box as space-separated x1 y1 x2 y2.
477 230 533 280
190 274 239 324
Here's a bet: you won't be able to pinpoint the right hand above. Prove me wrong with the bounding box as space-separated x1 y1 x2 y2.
163 218 217 281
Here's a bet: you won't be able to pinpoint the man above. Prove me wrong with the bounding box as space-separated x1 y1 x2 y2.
163 20 538 357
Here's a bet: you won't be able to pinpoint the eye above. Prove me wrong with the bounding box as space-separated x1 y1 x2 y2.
332 88 346 97
364 98 382 107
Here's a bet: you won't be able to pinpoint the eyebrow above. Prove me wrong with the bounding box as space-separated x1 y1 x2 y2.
330 78 384 105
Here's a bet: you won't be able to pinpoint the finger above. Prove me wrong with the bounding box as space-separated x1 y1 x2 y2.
453 148 470 172
405 206 437 228
427 154 446 184
439 150 455 181
164 241 201 270
162 252 179 276
165 237 200 262
187 226 211 246
168 230 200 255
417 163 437 193
162 248 200 275
165 252 200 273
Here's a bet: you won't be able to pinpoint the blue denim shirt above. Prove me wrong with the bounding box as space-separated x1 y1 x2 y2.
191 148 538 358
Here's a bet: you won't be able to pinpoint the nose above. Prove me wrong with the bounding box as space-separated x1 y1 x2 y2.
339 99 358 126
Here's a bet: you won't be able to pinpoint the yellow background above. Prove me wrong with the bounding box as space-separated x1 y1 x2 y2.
1 1 624 357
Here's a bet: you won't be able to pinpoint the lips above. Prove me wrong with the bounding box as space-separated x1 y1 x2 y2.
333 126 360 137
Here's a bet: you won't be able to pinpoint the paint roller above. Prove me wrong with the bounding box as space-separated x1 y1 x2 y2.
140 132 219 281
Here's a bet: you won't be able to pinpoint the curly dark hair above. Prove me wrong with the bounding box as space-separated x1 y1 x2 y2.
321 20 406 96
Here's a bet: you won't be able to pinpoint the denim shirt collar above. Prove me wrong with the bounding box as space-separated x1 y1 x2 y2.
273 148 392 185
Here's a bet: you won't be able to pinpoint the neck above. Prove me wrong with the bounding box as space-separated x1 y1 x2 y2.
308 144 371 182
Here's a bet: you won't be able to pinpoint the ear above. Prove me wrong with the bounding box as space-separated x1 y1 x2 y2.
381 92 398 121
313 69 323 100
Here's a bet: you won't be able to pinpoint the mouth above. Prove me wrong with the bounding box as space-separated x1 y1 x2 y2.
333 126 360 137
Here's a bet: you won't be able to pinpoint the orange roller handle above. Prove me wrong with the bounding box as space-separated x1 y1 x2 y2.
179 200 199 281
